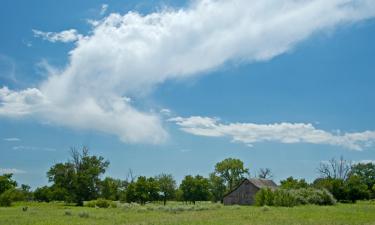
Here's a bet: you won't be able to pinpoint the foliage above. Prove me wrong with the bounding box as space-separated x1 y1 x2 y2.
255 188 335 207
345 175 370 203
291 188 336 205
0 174 17 195
0 188 28 207
33 186 52 202
208 173 226 203
180 175 210 204
84 198 116 208
214 158 249 190
255 188 274 206
155 174 176 205
47 147 109 205
0 189 13 206
125 176 160 204
313 176 370 203
280 177 309 189
349 163 375 193
100 177 127 201
2 201 375 225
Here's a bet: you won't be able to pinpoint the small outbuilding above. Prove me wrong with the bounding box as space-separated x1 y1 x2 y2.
223 178 277 205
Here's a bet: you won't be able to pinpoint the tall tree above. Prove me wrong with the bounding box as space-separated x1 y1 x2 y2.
317 156 351 180
156 174 176 205
180 175 210 204
349 163 375 191
100 177 126 200
47 147 109 205
258 168 273 179
214 158 249 190
280 176 309 189
208 173 226 203
0 173 17 195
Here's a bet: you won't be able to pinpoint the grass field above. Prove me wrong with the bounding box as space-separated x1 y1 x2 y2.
1 201 375 225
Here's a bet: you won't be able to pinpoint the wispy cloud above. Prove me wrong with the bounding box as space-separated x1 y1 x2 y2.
12 145 56 152
1 0 375 144
3 137 20 142
169 116 375 151
357 160 375 164
32 29 82 43
100 4 109 15
0 168 26 174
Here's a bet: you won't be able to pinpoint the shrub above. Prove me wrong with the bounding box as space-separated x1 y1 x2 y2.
78 212 89 218
255 188 274 206
0 188 27 207
255 188 336 207
95 198 110 208
292 188 336 205
0 190 13 207
273 189 297 207
84 198 115 208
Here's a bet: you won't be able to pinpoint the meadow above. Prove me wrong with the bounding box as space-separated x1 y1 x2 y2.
1 201 375 225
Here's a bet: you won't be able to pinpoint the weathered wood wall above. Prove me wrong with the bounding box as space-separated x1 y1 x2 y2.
223 180 260 205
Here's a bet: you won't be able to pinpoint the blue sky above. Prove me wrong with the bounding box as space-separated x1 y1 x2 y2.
1 0 375 188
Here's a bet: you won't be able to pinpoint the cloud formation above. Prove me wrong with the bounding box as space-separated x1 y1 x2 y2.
169 116 375 151
32 29 82 43
3 137 20 142
100 4 109 15
12 145 56 152
0 168 26 174
1 0 375 143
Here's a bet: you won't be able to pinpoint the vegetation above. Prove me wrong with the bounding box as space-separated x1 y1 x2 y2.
1 201 375 225
214 158 249 190
1 148 375 221
255 188 336 207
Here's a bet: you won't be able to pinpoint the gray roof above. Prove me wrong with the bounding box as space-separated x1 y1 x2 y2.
248 178 278 189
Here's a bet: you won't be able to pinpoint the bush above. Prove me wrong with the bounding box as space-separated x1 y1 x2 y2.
78 211 89 218
255 188 274 206
0 189 28 207
84 198 115 208
0 190 13 207
292 188 336 205
255 188 336 207
273 189 297 207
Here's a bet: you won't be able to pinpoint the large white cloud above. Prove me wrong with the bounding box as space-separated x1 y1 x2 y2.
1 0 375 143
169 116 375 150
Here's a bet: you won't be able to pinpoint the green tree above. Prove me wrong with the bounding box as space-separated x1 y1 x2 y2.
147 177 160 202
313 178 346 201
350 163 375 192
214 158 249 190
156 174 176 205
33 186 52 202
124 182 137 203
100 177 126 200
208 173 226 202
346 175 370 202
0 173 17 195
280 177 309 189
47 147 109 205
180 175 210 204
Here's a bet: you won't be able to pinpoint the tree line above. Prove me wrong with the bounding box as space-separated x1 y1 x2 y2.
1 147 374 206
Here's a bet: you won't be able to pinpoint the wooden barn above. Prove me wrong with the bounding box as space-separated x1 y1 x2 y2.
223 178 277 205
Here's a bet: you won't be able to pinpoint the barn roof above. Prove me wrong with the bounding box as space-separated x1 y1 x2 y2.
248 178 277 189
223 178 277 197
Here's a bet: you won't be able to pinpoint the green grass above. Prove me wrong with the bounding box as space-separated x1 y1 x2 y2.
1 201 375 225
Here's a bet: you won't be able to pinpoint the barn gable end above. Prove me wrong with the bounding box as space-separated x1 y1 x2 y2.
223 178 277 205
